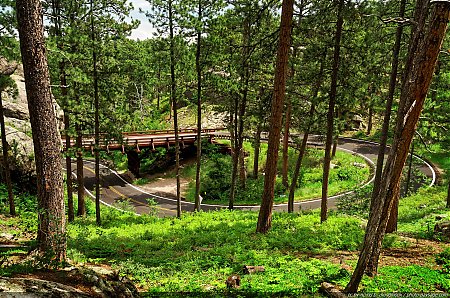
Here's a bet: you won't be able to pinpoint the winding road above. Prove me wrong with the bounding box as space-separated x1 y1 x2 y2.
71 135 436 217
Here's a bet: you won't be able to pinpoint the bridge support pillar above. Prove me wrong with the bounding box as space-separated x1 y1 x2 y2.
127 150 140 178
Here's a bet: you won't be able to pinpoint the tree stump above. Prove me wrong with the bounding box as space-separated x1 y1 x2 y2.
225 275 240 289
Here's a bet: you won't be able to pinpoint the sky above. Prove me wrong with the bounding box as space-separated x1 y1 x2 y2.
129 0 156 40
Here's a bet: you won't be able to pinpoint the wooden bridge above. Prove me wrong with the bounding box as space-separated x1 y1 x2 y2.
61 128 226 177
61 128 225 153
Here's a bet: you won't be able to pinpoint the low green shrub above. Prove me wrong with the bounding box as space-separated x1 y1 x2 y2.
397 187 450 238
336 185 373 218
361 265 450 292
436 247 450 273
0 184 37 214
185 143 370 205
65 210 366 294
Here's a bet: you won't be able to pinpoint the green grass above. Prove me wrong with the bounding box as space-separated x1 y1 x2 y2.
360 265 450 292
431 152 450 174
63 207 448 294
65 209 363 294
338 184 450 239
183 141 371 205
1 185 449 294
134 177 151 185
397 186 450 239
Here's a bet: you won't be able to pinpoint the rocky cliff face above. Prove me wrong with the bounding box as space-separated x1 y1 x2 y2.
1 66 64 175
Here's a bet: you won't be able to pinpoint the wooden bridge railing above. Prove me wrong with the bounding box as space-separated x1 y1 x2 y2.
61 127 227 152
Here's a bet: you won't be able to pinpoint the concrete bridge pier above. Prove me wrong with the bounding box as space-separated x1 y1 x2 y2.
126 150 141 178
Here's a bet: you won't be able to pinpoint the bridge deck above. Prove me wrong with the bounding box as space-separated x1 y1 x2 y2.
61 129 224 152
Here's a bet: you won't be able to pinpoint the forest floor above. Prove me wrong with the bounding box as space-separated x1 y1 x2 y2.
1 184 449 295
0 233 445 295
304 236 444 269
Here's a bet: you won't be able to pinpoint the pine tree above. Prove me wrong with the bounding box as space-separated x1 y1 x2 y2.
321 0 345 223
256 0 294 233
16 0 66 262
345 1 450 292
0 0 18 217
145 0 185 217
0 61 17 216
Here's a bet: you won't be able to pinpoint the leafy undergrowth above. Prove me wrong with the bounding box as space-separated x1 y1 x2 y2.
67 210 363 294
361 265 450 293
63 207 449 295
397 187 450 239
338 185 450 237
183 141 370 206
1 182 449 295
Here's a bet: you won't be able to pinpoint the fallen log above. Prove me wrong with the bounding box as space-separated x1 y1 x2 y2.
320 282 347 298
0 244 30 251
243 265 265 274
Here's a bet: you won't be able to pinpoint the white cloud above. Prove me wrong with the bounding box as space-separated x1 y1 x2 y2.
130 21 157 40
129 0 155 40
130 0 151 9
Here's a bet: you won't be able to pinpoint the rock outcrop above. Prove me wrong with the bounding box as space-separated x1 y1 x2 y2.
0 267 140 298
1 65 64 175
435 221 450 240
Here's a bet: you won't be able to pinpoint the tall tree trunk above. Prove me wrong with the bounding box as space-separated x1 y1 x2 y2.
230 16 250 207
404 141 414 197
76 123 85 216
61 71 74 222
157 67 161 111
288 104 315 213
169 0 181 218
238 18 251 190
371 0 407 206
367 105 373 135
16 0 66 261
288 51 325 213
331 136 338 158
239 148 246 187
253 124 262 179
447 178 450 208
288 50 327 213
194 0 203 212
427 61 440 139
0 59 17 217
385 192 399 234
90 0 101 226
282 102 292 188
321 0 344 223
365 0 408 274
229 94 239 209
367 0 427 276
63 112 74 222
256 0 294 233
0 91 15 216
283 24 301 190
346 2 450 292
50 0 74 222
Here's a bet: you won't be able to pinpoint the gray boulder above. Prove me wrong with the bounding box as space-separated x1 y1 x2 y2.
0 277 91 297
0 67 64 175
434 221 450 240
2 100 29 121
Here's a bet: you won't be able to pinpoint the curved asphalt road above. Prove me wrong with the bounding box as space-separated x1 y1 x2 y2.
72 136 436 217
